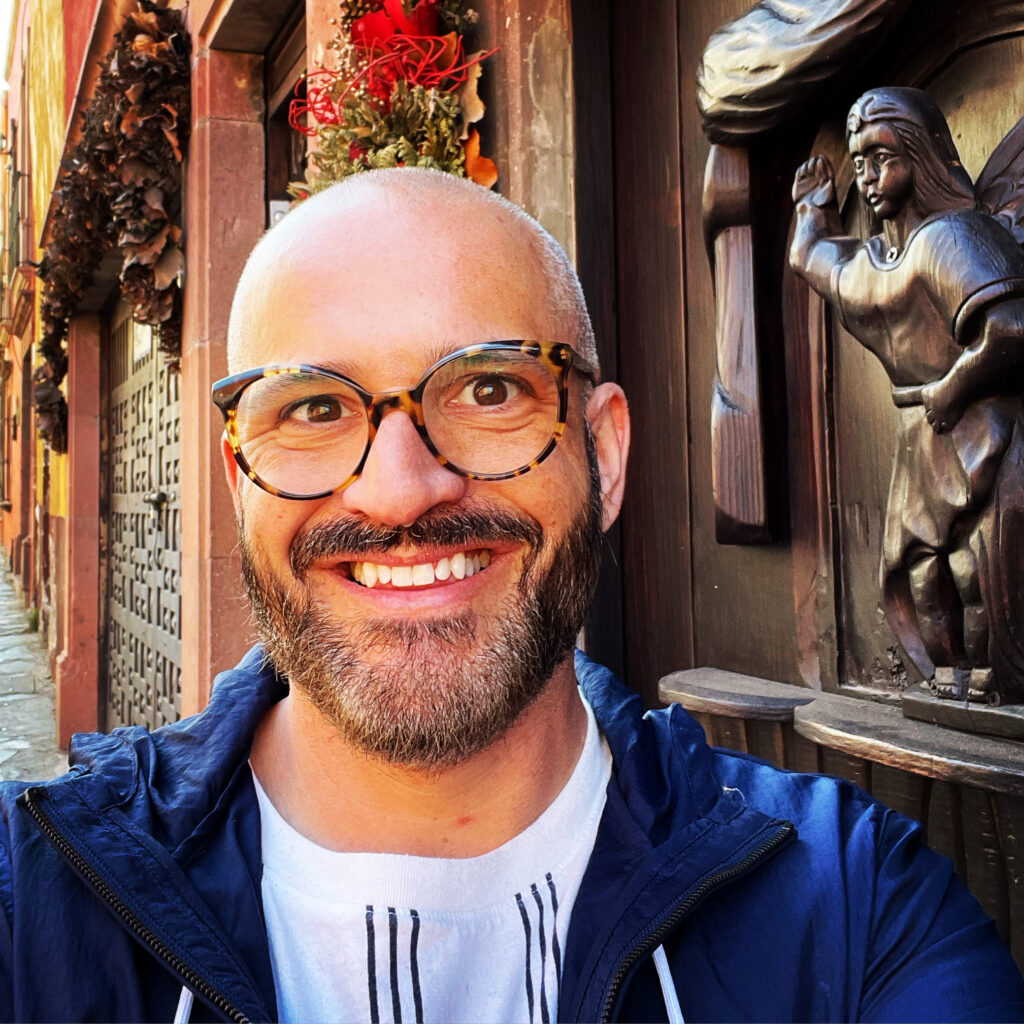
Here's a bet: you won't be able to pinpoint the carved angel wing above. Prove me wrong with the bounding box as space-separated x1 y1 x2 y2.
976 114 1024 245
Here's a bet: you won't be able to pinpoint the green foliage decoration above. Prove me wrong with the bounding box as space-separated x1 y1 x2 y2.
301 84 466 194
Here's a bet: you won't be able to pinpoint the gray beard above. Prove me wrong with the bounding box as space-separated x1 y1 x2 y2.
240 456 603 770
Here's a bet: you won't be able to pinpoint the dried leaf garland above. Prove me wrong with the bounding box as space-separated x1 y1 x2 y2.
34 0 190 451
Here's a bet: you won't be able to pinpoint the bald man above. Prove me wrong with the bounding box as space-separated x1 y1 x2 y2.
1 170 1022 1023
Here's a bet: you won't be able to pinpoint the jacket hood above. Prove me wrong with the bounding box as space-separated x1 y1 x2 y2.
575 650 740 842
63 646 287 854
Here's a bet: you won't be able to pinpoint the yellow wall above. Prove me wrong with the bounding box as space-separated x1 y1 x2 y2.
49 438 66 516
28 0 67 517
28 0 65 247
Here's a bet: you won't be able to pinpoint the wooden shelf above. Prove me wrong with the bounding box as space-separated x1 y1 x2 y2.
660 667 816 720
659 668 1024 797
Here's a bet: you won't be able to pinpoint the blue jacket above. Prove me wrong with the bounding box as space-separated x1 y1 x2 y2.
1 647 1022 1022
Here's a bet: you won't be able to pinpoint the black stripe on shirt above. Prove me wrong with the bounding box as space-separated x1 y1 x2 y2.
546 873 563 991
388 906 403 1024
410 908 424 1024
516 892 535 1022
531 883 550 1024
365 905 380 1024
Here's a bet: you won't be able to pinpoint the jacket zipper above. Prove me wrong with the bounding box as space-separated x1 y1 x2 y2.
598 821 796 1022
22 788 252 1024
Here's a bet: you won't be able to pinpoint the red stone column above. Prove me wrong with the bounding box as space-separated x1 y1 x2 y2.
54 313 101 746
179 48 265 715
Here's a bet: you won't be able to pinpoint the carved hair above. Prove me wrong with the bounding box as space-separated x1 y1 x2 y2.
847 87 977 217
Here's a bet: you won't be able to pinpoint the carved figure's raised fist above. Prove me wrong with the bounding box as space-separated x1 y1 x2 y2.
792 155 837 207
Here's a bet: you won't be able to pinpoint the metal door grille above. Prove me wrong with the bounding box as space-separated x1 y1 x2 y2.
104 306 182 730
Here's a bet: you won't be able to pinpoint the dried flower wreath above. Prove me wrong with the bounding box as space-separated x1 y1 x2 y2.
288 0 497 196
34 0 189 451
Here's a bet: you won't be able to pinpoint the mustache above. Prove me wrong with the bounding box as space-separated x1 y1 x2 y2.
289 505 543 574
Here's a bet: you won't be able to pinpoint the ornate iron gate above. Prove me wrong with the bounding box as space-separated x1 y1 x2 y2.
104 303 182 729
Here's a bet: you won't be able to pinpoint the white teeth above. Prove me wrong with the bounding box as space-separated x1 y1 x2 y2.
412 563 435 586
351 550 491 587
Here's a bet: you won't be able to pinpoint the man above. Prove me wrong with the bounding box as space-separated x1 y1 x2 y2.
1 169 1023 1023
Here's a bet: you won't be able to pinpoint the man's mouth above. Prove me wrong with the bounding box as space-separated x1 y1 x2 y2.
346 548 493 588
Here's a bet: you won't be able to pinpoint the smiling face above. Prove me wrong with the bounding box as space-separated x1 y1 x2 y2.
224 171 628 767
849 121 915 223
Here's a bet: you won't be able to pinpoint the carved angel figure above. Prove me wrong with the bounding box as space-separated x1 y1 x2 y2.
790 87 1024 704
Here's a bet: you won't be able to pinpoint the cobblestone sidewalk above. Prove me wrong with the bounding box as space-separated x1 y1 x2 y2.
0 572 69 783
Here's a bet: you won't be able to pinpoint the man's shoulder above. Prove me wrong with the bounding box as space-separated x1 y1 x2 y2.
707 741 883 825
0 644 283 869
576 651 966 904
575 650 901 856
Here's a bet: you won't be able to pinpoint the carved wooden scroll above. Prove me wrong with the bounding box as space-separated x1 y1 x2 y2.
703 145 768 544
697 0 912 145
697 0 912 545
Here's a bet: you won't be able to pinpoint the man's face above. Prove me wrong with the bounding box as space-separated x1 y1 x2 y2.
849 122 914 222
225 189 625 768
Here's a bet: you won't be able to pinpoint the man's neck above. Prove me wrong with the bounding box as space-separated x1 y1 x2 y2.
248 661 589 858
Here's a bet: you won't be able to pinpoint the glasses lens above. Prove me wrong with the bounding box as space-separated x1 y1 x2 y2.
422 349 561 476
234 372 368 496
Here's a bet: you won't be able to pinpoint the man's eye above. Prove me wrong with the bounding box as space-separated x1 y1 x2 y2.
455 374 522 407
853 158 865 173
284 396 348 422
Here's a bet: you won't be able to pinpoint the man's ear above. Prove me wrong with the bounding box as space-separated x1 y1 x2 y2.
221 433 244 516
586 382 630 531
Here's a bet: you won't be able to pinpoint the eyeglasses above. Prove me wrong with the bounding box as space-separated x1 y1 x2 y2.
212 341 598 500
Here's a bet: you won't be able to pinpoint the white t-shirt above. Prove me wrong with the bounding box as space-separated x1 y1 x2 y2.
253 693 612 1024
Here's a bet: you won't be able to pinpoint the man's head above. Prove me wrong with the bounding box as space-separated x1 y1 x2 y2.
221 168 629 769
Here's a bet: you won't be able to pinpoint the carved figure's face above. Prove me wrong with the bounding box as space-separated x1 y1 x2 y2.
849 122 914 222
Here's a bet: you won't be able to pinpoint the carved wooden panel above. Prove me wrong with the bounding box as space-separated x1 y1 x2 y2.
819 43 1024 708
104 306 182 731
704 145 769 543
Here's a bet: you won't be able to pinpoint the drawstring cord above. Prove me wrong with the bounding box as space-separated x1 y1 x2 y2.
173 986 194 1024
652 944 685 1024
170 946 680 1023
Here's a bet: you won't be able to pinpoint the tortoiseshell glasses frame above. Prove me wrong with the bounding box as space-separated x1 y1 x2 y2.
211 340 599 501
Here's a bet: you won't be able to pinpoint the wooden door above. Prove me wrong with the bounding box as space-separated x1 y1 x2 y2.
103 302 182 730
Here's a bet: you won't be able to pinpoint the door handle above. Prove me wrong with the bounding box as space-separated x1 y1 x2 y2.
143 490 169 511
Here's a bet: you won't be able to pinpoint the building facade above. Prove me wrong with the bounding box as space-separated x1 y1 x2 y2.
0 0 580 740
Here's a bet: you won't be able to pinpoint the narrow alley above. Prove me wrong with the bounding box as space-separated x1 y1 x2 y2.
0 571 68 783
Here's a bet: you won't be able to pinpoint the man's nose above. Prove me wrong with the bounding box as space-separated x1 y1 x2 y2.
340 409 467 525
